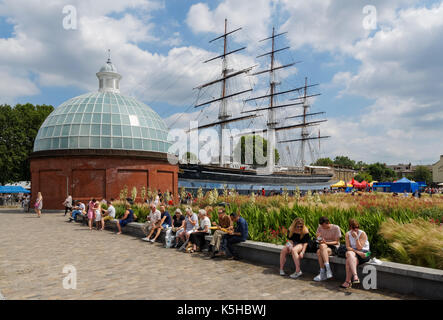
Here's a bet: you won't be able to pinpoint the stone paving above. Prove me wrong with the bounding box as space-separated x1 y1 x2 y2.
0 209 417 300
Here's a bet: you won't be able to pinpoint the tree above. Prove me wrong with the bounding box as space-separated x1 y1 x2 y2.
354 172 373 182
313 157 334 166
367 162 396 182
0 103 54 185
234 135 279 167
333 156 355 168
181 152 198 164
413 166 432 185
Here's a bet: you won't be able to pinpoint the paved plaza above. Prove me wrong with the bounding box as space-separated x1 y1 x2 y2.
0 209 416 300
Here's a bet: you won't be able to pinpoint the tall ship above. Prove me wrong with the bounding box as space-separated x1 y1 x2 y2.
177 20 333 194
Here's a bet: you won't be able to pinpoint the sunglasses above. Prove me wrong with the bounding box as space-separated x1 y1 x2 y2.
295 225 303 229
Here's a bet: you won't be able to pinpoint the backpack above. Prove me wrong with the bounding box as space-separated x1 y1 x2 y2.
337 244 347 258
164 228 175 248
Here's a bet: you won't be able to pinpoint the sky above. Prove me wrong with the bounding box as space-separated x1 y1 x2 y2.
0 0 442 165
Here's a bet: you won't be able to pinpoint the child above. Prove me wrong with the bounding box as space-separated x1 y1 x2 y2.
94 202 102 230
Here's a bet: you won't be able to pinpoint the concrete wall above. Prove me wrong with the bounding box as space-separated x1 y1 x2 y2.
432 155 443 183
95 220 443 299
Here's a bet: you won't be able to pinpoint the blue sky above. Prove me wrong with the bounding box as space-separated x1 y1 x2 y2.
0 0 442 165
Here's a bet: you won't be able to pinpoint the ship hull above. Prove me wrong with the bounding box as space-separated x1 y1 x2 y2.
178 164 333 193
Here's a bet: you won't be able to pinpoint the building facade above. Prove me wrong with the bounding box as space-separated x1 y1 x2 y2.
30 58 178 209
432 155 443 183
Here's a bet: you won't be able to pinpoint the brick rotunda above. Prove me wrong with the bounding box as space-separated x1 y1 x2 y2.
30 57 178 209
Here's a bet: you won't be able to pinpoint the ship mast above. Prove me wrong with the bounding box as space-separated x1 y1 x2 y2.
193 19 257 167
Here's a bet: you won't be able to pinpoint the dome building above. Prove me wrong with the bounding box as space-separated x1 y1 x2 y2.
30 58 178 209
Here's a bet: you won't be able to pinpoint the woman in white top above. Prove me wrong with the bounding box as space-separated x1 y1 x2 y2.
188 209 211 253
340 219 371 289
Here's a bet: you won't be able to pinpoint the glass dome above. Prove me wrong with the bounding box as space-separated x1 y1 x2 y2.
34 60 171 153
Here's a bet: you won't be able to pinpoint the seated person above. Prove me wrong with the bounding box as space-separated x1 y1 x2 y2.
279 218 310 279
313 216 341 281
116 204 136 235
144 205 172 243
340 219 371 289
209 208 233 258
69 201 85 222
188 209 211 253
101 198 116 222
218 212 248 260
142 203 161 241
169 208 185 248
176 207 198 248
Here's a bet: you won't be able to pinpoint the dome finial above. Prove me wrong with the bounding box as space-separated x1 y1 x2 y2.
107 49 111 64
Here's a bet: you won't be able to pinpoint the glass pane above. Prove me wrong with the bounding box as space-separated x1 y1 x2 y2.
80 124 90 135
52 138 60 149
79 137 89 148
111 114 120 124
123 138 132 149
121 115 130 125
122 125 132 137
101 124 111 136
82 113 92 123
140 127 149 138
60 137 68 149
111 105 119 114
132 126 141 138
101 137 111 148
112 137 122 148
73 113 83 123
62 125 71 136
152 140 159 151
91 124 100 135
102 104 111 113
69 136 78 148
102 113 111 123
47 126 54 137
90 136 100 148
133 138 142 150
85 104 94 112
70 124 80 135
93 103 103 113
92 113 101 123
53 125 62 136
143 139 151 151
112 125 122 136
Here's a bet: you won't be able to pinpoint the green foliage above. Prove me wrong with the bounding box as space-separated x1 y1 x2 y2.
367 162 396 182
354 172 373 182
0 103 54 184
234 135 280 166
413 166 432 185
333 156 355 168
313 157 334 166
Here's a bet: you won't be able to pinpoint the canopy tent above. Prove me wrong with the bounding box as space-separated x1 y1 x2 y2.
0 186 30 194
369 181 378 187
390 177 419 193
330 180 353 188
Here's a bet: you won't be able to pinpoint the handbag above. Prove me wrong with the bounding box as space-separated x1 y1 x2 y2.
337 244 347 258
306 236 318 253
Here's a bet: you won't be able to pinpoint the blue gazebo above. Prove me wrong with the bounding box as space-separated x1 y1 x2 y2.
390 177 419 193
0 186 30 194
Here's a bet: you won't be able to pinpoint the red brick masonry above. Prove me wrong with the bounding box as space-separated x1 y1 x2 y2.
30 149 178 209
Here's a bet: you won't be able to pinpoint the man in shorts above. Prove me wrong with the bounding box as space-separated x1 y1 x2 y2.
142 203 161 241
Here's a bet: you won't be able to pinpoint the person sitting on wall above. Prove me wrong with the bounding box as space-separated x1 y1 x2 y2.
102 198 116 223
69 201 85 222
176 207 198 249
116 203 136 235
340 219 371 289
209 208 233 258
188 209 211 253
166 208 185 248
313 216 342 282
142 203 161 241
144 205 172 243
279 218 310 279
217 212 248 260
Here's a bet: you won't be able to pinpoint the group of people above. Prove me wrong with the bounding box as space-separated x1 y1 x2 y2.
279 216 371 289
139 203 248 260
66 197 117 231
